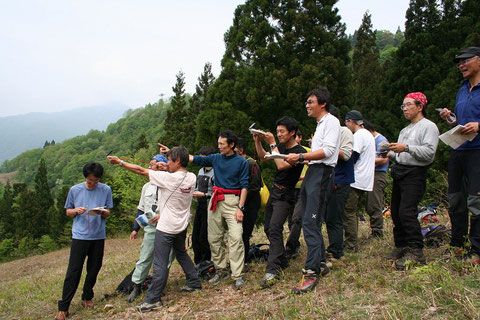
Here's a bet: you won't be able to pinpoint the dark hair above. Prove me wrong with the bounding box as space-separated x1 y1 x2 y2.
296 128 303 138
275 116 299 136
236 137 247 153
167 146 189 168
198 146 216 156
362 119 375 132
219 130 239 150
414 100 427 117
329 105 339 119
306 88 331 111
83 162 104 178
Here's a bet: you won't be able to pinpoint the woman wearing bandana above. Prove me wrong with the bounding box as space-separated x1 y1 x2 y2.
385 92 439 269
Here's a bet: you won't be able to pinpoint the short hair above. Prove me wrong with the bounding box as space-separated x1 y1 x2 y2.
167 146 189 168
414 100 427 117
219 130 239 150
306 88 331 111
296 128 303 138
329 105 339 119
237 137 247 152
275 116 299 135
83 162 104 178
362 119 375 132
198 146 216 156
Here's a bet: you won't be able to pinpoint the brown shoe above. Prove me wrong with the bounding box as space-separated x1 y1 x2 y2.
82 300 94 308
54 311 69 320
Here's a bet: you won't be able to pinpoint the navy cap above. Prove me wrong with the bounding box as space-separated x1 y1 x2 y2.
454 46 480 63
345 110 363 121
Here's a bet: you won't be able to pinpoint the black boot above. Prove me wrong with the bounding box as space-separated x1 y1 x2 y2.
127 283 142 303
395 247 426 270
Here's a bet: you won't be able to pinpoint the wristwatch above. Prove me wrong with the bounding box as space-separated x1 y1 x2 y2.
119 160 124 167
270 144 277 150
299 153 304 163
238 205 245 212
404 145 409 153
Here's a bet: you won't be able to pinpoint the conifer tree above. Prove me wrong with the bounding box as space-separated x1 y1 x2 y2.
0 181 14 240
352 11 384 123
33 158 53 237
206 0 351 134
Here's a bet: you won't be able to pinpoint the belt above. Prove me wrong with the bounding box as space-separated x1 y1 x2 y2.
273 183 288 190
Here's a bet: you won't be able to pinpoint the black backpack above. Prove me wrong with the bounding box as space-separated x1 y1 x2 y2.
102 268 152 300
422 225 451 247
247 243 269 263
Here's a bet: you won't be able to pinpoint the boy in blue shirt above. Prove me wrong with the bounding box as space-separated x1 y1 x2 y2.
55 162 113 320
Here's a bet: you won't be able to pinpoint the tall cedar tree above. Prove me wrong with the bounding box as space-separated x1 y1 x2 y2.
160 71 195 150
352 11 384 124
33 158 53 237
205 0 351 137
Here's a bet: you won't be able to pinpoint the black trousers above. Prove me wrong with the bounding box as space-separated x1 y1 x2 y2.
264 185 296 274
243 190 260 262
325 184 350 259
285 188 303 253
58 239 104 312
301 164 334 274
192 198 211 264
145 229 201 304
390 165 427 249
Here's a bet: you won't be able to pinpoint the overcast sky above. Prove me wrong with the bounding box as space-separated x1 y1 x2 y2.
0 0 409 117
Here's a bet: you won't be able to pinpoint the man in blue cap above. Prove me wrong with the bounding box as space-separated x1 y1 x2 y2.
440 46 480 265
127 154 169 303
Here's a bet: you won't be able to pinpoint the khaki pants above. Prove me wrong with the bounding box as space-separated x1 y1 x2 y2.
208 194 244 279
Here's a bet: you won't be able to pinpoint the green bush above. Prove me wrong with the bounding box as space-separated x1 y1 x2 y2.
38 235 58 254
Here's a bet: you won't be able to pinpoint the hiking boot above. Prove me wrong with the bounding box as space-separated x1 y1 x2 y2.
326 252 344 269
81 300 94 308
136 301 163 312
232 277 246 290
54 311 69 320
208 270 230 285
368 231 383 240
127 283 142 303
285 246 300 260
386 247 407 260
259 273 279 289
179 285 199 292
292 269 318 294
395 248 426 270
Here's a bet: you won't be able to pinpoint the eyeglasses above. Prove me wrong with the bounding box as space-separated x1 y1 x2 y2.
457 56 478 68
400 102 417 110
305 99 317 105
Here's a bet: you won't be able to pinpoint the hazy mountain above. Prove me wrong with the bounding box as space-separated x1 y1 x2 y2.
0 104 130 164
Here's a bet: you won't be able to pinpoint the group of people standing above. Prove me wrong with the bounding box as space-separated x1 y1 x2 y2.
53 46 480 319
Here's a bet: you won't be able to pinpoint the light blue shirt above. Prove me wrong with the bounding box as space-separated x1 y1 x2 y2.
65 182 113 240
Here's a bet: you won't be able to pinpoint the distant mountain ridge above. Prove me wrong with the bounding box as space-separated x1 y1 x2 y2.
0 104 130 164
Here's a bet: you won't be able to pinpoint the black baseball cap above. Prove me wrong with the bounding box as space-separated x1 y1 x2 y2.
345 110 363 121
453 46 480 63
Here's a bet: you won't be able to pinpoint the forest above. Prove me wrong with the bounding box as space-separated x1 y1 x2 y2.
0 0 479 262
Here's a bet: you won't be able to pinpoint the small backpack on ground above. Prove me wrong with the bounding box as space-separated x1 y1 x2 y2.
422 225 451 247
196 260 216 280
247 243 269 263
102 268 153 300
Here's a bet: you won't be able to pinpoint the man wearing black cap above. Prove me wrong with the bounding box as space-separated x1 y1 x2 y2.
343 110 375 252
440 46 480 265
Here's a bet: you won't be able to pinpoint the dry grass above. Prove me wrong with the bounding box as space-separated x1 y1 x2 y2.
1 209 479 319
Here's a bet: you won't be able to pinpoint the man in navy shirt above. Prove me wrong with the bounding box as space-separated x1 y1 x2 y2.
55 162 113 320
441 46 480 265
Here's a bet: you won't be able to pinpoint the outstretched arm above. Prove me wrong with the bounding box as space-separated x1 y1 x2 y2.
107 156 149 177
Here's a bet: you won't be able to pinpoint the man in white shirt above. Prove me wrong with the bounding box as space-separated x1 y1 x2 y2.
107 146 201 312
343 110 376 252
284 88 340 294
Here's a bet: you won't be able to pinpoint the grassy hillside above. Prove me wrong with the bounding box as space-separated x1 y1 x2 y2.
1 211 479 319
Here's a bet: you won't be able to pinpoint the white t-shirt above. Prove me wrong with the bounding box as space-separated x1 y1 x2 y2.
149 170 196 234
351 128 375 191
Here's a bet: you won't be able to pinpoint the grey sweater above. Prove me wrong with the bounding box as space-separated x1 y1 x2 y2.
390 118 439 166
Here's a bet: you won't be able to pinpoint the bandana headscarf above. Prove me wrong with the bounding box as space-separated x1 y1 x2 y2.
405 92 428 106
